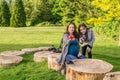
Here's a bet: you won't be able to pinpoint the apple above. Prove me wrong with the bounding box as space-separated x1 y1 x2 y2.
69 34 74 40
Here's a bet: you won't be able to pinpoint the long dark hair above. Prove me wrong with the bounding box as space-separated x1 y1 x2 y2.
78 23 88 41
64 22 79 39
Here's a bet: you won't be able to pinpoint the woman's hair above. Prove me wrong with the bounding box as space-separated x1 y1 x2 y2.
78 23 88 41
64 22 79 39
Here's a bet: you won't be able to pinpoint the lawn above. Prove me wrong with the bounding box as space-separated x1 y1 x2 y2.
0 27 120 80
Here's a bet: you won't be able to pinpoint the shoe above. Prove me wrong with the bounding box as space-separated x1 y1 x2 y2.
66 61 74 64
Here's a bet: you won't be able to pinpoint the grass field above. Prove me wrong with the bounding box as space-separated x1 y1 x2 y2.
0 27 120 80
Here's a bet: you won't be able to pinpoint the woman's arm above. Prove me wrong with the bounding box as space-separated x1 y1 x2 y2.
62 34 71 46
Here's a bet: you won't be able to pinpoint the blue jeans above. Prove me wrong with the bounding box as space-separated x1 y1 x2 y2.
65 54 85 63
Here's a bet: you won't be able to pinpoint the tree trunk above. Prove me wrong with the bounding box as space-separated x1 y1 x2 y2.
66 59 113 80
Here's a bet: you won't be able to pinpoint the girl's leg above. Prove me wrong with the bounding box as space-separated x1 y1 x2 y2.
82 45 87 56
87 46 92 58
88 51 92 58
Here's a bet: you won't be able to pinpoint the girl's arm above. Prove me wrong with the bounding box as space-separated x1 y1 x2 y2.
88 29 95 47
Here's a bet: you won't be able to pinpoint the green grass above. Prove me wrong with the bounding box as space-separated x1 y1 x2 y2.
0 27 120 80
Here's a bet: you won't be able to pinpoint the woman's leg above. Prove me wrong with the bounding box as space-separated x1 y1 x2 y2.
82 45 87 56
65 55 78 63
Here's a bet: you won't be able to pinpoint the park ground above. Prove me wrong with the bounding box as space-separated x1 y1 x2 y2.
0 27 120 80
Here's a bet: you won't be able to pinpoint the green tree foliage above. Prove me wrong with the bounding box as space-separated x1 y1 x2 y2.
24 0 34 21
87 0 120 39
30 0 54 26
10 0 26 27
52 0 94 26
0 0 11 27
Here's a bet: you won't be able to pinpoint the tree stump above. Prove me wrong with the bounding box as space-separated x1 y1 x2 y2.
37 47 49 51
22 48 39 53
66 59 113 80
0 50 25 56
103 72 120 80
48 53 61 71
0 55 23 68
34 51 53 62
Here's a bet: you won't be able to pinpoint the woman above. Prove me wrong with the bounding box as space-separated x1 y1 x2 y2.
57 22 85 75
78 23 95 58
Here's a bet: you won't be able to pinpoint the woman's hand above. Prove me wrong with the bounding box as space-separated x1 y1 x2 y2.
69 34 75 40
77 52 82 57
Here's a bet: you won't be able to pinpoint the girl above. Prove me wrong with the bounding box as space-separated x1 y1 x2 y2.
57 22 85 75
78 23 95 58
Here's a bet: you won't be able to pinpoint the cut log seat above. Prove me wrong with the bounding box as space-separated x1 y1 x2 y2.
66 59 113 80
0 55 23 68
34 51 53 62
103 72 120 80
48 53 61 70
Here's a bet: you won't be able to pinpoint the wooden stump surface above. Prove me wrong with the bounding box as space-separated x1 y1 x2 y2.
22 48 39 53
37 47 49 51
34 51 53 62
0 55 23 68
103 72 120 80
0 50 25 56
66 59 113 80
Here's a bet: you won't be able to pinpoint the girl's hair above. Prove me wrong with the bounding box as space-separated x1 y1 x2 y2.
78 23 88 41
64 22 79 39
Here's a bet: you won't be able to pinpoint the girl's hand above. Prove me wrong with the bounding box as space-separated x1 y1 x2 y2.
78 52 82 57
87 47 91 52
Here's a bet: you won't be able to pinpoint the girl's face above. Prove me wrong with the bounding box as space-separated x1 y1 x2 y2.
80 26 87 34
68 24 75 34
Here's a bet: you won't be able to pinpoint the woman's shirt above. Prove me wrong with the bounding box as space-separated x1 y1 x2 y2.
67 39 79 56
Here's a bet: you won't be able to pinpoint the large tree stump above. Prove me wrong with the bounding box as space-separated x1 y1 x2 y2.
66 59 113 80
103 72 120 80
37 47 49 51
22 48 39 53
34 51 53 62
48 53 61 71
0 55 23 68
0 50 25 56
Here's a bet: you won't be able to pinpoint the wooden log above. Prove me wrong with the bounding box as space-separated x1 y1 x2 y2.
48 53 61 71
34 51 53 62
22 47 49 53
0 50 25 56
37 47 49 51
22 48 39 53
103 72 120 80
66 59 113 80
0 55 23 68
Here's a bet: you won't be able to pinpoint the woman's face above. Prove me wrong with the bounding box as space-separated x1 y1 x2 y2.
79 26 87 34
68 24 75 34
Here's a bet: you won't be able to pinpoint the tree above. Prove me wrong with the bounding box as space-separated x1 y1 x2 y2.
87 0 120 42
10 0 26 27
52 0 94 26
24 0 34 21
0 0 11 26
30 0 54 26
